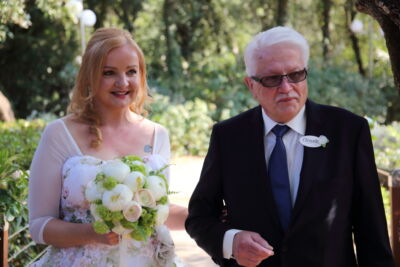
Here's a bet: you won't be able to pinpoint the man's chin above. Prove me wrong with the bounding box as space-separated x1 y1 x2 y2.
275 107 301 122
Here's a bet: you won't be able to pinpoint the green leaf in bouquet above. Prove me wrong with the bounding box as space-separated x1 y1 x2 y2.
104 220 115 230
131 165 147 175
142 224 154 238
150 165 170 177
93 199 102 205
102 176 118 190
96 205 113 221
130 225 147 241
93 221 110 234
95 173 106 183
122 155 143 164
157 196 168 205
120 218 138 229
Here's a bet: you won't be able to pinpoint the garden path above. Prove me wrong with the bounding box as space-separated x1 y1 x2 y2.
169 156 218 267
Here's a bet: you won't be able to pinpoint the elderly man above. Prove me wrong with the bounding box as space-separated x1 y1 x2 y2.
185 27 394 267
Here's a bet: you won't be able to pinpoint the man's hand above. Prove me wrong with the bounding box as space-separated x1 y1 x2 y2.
232 231 274 267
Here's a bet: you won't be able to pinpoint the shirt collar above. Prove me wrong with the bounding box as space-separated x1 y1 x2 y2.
262 105 306 136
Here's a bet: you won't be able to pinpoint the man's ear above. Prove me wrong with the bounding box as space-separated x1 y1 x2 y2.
244 76 257 98
244 76 253 90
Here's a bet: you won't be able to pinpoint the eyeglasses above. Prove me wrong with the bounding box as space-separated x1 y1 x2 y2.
251 68 308 88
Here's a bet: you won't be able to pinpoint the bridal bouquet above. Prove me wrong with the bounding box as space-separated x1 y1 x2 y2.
85 155 170 241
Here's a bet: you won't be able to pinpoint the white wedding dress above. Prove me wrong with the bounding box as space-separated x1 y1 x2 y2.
28 119 184 267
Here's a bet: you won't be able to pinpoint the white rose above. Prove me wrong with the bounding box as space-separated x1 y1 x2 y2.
155 225 173 245
124 171 145 193
64 164 100 206
145 175 167 201
155 204 169 226
123 201 142 222
102 184 133 211
112 222 132 235
85 180 104 202
318 135 329 146
135 189 156 208
102 160 130 182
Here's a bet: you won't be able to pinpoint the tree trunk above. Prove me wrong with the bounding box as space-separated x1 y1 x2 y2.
345 0 366 76
321 0 332 60
356 0 400 93
87 0 110 29
275 0 289 26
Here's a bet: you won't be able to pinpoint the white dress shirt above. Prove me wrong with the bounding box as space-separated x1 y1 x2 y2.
222 106 306 259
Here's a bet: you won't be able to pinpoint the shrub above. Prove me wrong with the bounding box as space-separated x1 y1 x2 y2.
308 64 388 118
150 94 215 156
0 119 46 266
371 120 400 170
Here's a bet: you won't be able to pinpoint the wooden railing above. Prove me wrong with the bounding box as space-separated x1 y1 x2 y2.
0 220 47 267
1 221 8 267
380 169 400 267
378 168 400 266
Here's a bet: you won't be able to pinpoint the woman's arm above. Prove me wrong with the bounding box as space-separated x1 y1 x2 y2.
165 204 188 230
43 219 118 248
29 120 118 247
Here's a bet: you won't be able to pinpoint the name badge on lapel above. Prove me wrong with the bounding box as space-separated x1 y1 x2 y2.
299 135 329 148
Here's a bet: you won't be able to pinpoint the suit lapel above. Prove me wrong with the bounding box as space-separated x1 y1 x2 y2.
291 100 327 222
249 106 282 229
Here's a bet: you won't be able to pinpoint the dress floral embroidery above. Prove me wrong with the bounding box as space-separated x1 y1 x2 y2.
30 155 183 267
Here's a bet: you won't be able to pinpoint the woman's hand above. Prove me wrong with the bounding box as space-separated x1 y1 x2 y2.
94 231 120 246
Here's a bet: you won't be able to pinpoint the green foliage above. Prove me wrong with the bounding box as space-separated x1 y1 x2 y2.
0 1 79 118
150 94 215 156
308 62 389 118
0 119 45 170
0 119 46 266
371 121 400 170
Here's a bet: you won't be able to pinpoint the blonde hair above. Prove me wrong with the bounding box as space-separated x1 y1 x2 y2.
68 27 150 148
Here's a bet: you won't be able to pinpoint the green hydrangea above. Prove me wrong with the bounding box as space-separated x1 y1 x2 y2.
96 205 113 221
131 165 147 175
102 176 118 190
93 221 109 234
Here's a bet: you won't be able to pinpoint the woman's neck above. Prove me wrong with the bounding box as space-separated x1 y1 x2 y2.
96 107 139 128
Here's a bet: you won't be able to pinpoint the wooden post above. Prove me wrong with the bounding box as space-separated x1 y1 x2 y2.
1 220 9 267
390 169 400 266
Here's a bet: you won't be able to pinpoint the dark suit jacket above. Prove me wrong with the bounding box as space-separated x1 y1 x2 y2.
185 100 394 267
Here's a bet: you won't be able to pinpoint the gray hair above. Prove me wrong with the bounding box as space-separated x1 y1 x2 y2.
244 26 309 76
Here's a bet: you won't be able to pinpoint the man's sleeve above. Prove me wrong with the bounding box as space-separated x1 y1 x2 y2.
223 229 241 259
185 124 232 265
352 119 394 266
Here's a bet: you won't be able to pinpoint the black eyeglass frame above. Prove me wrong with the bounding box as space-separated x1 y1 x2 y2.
251 68 308 88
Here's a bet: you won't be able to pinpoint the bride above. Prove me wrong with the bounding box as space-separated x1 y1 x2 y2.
28 27 187 267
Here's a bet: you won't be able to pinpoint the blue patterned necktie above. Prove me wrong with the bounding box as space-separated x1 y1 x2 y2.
268 125 292 231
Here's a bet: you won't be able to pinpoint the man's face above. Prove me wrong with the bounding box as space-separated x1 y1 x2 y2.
244 43 308 123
